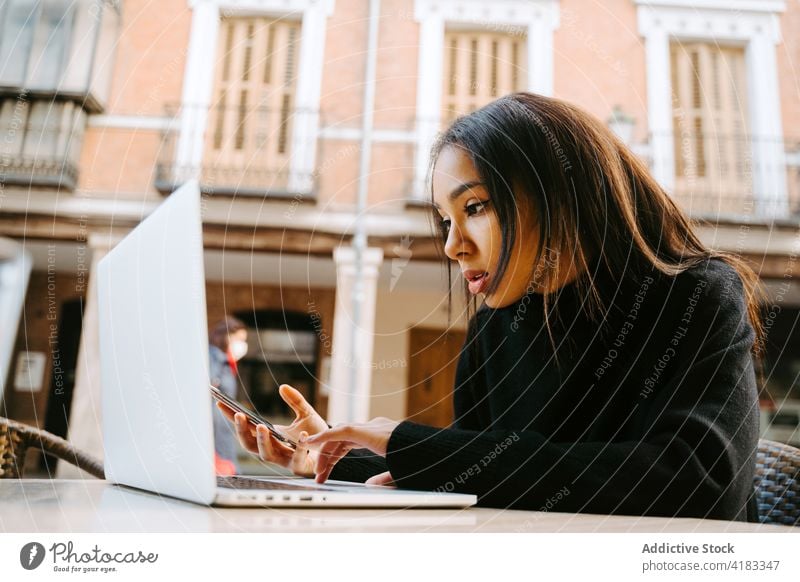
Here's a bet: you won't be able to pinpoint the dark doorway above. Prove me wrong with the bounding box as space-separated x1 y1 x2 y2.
38 298 83 474
233 309 320 424
759 304 800 447
761 305 800 400
406 327 466 428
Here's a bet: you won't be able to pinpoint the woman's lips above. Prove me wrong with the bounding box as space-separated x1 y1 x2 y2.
466 272 489 295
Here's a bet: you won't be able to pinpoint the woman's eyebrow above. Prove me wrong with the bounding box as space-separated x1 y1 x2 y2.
432 180 484 209
450 180 484 200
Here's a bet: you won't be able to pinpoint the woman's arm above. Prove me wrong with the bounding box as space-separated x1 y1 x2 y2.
326 321 480 482
451 321 486 431
385 269 759 520
328 448 388 482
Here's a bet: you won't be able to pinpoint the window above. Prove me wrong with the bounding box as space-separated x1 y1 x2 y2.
441 29 526 125
670 42 751 214
0 0 38 86
27 0 74 88
638 0 788 219
0 0 119 108
410 0 559 198
202 17 301 193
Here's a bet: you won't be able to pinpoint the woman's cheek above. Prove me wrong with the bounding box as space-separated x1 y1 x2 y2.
482 217 504 255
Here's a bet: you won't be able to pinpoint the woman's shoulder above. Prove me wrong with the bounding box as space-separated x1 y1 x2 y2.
659 257 754 345
675 256 748 305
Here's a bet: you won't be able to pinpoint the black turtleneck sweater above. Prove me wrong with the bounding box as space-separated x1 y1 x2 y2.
330 258 760 522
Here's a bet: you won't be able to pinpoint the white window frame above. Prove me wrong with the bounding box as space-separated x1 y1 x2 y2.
637 0 787 218
175 0 334 194
412 0 560 199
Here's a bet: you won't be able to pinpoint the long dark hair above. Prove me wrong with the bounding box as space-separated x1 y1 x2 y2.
428 92 766 382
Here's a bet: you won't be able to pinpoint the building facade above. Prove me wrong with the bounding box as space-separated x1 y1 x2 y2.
1 0 799 474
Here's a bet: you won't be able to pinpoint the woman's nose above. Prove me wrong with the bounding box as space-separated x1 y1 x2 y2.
444 222 470 260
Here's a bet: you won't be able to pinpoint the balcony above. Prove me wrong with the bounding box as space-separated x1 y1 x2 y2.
155 103 319 198
647 132 800 223
0 97 85 191
0 0 120 191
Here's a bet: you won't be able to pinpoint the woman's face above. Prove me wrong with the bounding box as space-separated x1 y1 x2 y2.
432 146 544 308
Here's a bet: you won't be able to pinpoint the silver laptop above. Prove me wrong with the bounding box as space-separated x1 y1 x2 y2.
96 181 476 509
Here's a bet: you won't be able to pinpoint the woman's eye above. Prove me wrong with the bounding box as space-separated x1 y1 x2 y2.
466 201 489 215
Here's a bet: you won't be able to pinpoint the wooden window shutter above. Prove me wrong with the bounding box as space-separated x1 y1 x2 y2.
670 41 750 213
442 28 527 125
204 17 301 191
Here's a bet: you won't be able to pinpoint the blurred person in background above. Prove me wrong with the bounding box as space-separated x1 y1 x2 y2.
209 316 249 475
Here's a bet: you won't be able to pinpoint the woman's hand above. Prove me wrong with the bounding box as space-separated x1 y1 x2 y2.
365 471 396 488
304 417 400 483
215 384 326 477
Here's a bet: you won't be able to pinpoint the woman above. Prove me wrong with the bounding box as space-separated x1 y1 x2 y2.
218 93 764 521
209 316 249 475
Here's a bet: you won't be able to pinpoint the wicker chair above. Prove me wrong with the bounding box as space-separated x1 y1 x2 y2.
0 416 104 479
754 438 800 526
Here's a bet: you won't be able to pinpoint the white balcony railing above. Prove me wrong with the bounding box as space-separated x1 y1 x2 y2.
156 103 320 197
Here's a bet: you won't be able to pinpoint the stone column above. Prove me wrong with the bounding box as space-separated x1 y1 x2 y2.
526 4 559 97
174 0 220 183
747 32 787 219
412 14 444 199
326 246 383 425
643 26 675 194
0 238 32 399
288 1 334 193
57 234 115 478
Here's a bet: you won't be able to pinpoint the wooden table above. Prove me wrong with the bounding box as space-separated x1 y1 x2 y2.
0 479 794 533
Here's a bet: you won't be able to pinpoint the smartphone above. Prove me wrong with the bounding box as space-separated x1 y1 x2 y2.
210 385 297 449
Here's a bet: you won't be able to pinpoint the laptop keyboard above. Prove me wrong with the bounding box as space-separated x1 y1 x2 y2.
217 475 335 491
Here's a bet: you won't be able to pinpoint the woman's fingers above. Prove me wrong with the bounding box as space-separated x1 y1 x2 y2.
278 384 313 420
314 440 353 483
365 471 396 488
256 425 293 467
232 410 295 466
306 418 397 457
216 401 237 421
289 431 312 477
306 424 358 447
255 425 274 462
233 413 259 453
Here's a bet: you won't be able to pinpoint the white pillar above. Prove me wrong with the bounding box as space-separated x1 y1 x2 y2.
747 32 787 219
174 0 220 184
288 2 331 193
0 239 31 400
644 27 675 194
326 246 383 425
412 15 444 200
527 5 558 97
57 234 115 478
